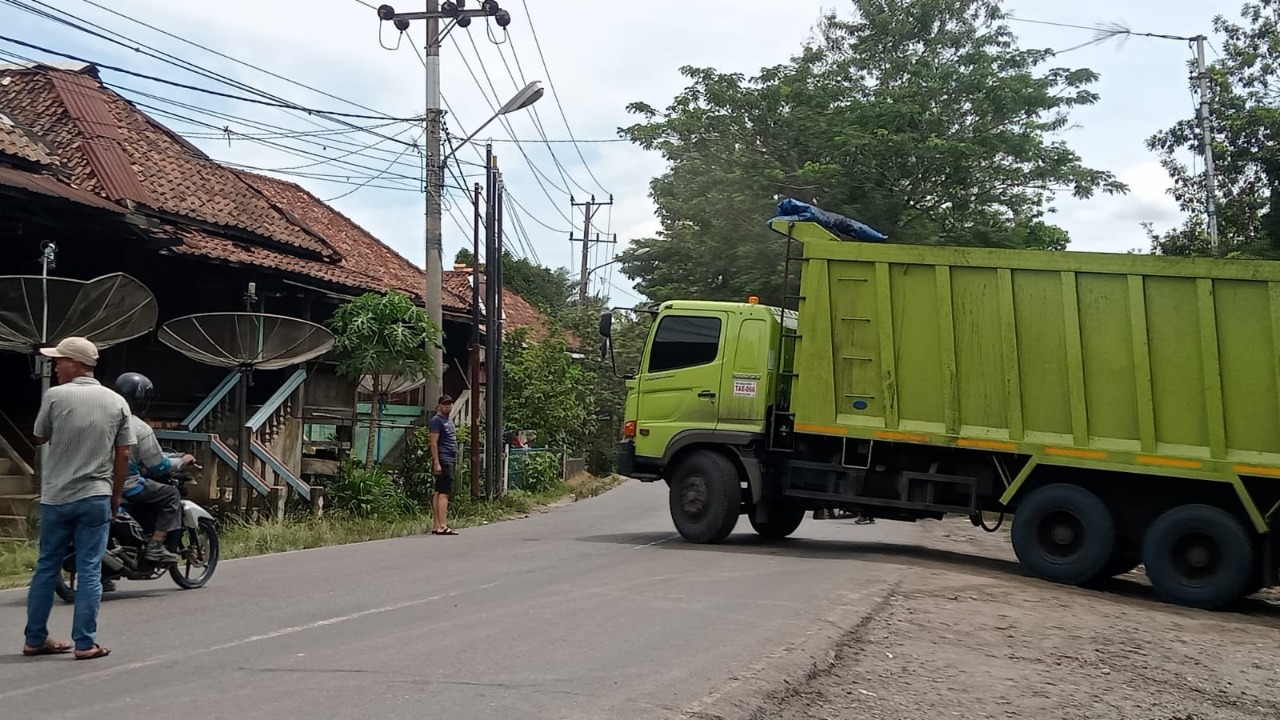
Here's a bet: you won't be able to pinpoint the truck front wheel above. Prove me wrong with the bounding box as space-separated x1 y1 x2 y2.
748 501 805 540
1142 504 1253 610
669 451 742 544
1011 483 1115 587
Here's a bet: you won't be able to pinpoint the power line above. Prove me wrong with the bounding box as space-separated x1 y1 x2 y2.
325 131 425 201
1 0 412 151
490 29 592 196
519 0 610 195
0 33 419 121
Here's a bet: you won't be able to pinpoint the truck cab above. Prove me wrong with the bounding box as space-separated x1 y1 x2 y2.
617 299 779 483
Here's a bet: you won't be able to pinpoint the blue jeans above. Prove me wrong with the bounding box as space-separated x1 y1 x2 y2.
25 495 112 651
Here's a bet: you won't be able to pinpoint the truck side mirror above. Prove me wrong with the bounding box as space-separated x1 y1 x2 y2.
598 311 613 338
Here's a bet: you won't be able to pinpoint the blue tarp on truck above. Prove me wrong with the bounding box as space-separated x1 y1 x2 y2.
768 198 888 242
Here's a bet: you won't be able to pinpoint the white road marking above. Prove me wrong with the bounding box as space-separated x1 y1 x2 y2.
0 581 499 701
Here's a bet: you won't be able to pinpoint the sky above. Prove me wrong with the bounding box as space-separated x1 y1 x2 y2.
0 0 1228 302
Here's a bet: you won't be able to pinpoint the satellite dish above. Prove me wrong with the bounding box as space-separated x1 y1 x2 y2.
358 372 425 396
0 272 158 353
157 313 334 371
157 312 334 513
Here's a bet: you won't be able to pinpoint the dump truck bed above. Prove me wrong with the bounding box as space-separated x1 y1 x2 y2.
779 219 1280 476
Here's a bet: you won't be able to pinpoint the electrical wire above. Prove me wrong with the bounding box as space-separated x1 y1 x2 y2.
519 0 611 195
0 32 418 120
492 29 592 196
2 0 420 151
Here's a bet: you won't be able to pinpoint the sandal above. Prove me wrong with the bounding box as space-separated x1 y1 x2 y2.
432 528 459 536
22 639 72 657
74 644 110 661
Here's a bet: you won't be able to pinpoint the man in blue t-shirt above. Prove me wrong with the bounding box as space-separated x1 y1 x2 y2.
428 395 458 536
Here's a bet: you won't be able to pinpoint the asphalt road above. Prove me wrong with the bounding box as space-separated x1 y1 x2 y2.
0 480 908 720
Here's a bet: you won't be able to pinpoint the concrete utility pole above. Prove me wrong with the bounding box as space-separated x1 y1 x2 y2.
374 1 516 404
570 195 615 302
469 180 483 501
483 145 503 498
1193 34 1220 254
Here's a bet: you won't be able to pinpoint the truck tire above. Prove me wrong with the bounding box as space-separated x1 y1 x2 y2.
1011 483 1115 587
1142 504 1253 610
669 451 741 544
748 501 805 539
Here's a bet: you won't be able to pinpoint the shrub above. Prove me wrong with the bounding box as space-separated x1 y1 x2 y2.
327 459 416 518
522 451 562 494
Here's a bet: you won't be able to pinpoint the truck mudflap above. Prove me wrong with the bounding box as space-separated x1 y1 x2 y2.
618 441 637 478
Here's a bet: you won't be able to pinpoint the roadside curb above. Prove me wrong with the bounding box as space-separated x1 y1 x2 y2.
676 579 902 720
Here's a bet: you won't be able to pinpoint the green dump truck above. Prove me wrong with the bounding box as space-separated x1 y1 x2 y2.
603 200 1280 610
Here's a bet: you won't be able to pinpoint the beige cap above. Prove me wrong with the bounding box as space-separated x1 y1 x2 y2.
39 336 99 367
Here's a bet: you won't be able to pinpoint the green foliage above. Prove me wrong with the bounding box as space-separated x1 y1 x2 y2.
455 248 576 315
555 301 652 474
326 459 416 519
397 427 437 504
328 291 442 467
1146 2 1280 257
519 451 563 494
618 0 1125 304
502 327 595 453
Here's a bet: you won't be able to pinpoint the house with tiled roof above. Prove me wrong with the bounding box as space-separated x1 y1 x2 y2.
0 61 564 517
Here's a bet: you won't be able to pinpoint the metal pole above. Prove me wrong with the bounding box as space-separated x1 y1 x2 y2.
234 368 248 515
1195 35 1220 254
578 196 593 302
469 181 483 501
484 144 498 498
423 0 445 403
494 171 506 495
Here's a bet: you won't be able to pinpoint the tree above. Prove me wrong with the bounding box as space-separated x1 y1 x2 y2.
556 301 653 473
455 248 576 315
1146 2 1280 257
328 291 442 468
501 328 595 452
618 0 1126 304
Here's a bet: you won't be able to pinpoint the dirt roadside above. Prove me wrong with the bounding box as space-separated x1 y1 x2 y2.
750 517 1280 720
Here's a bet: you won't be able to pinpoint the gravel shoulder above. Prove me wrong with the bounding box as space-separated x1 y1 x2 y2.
738 516 1280 720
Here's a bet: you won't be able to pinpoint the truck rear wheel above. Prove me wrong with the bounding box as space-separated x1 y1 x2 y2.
1011 483 1115 587
1142 504 1253 610
748 501 805 539
669 451 741 544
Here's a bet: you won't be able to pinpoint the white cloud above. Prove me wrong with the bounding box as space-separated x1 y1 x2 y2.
1053 161 1183 253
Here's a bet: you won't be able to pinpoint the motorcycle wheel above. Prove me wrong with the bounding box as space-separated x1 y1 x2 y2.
169 519 219 589
54 570 76 604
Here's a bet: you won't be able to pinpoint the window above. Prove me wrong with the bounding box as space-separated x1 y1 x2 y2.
648 315 722 373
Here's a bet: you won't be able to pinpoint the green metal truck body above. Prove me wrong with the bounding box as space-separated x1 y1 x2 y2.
611 214 1280 610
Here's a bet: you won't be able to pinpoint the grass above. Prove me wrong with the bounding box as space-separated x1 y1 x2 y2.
0 475 626 590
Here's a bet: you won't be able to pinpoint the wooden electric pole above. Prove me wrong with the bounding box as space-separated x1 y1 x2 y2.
570 195 615 302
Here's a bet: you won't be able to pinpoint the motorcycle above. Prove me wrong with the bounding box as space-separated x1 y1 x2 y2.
55 453 219 602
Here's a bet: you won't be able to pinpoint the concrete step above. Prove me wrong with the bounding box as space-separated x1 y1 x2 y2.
0 514 31 539
0 457 13 475
0 494 38 517
0 475 33 495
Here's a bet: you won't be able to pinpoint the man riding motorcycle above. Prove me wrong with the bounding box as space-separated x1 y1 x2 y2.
113 372 195 566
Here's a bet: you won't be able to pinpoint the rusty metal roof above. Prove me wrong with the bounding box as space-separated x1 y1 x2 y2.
0 165 126 213
46 71 150 205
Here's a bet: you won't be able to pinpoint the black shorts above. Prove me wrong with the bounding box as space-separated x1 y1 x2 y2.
435 463 455 495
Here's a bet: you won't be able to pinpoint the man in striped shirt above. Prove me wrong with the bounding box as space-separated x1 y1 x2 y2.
21 337 133 661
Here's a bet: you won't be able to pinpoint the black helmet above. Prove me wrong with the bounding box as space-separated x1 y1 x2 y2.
114 372 154 413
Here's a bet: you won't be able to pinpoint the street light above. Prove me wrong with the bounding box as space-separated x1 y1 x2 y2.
442 82 543 163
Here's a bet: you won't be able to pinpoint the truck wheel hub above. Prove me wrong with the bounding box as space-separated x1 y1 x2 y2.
681 475 709 518
1039 511 1083 558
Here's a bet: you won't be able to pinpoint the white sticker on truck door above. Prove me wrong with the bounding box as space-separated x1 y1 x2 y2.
733 379 758 397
